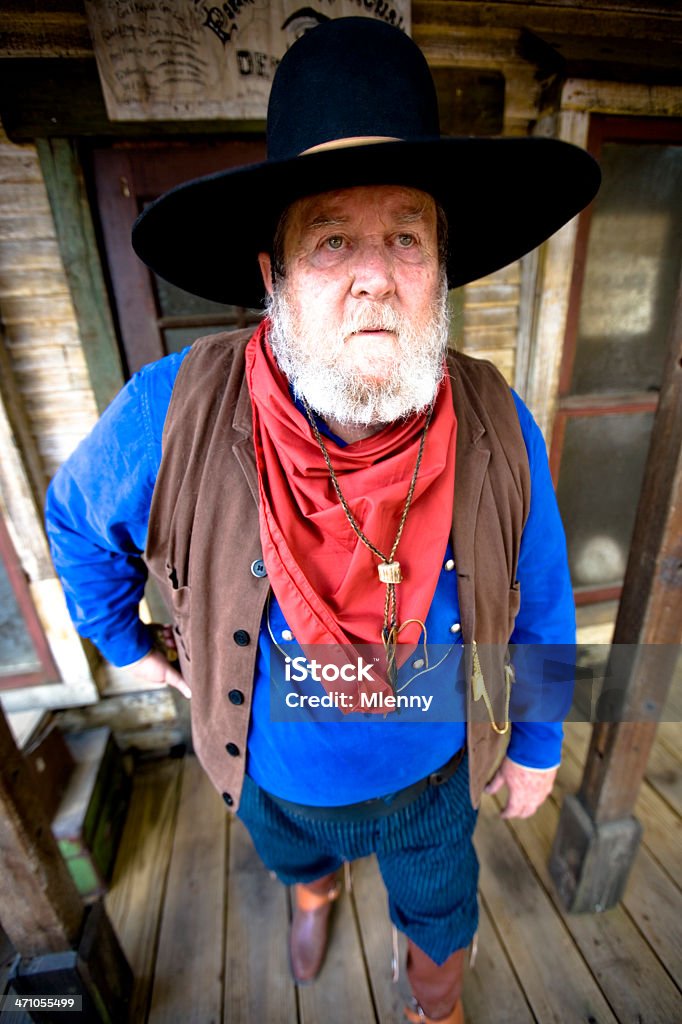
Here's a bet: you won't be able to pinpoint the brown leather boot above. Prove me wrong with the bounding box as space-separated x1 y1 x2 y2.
289 872 340 984
404 939 467 1023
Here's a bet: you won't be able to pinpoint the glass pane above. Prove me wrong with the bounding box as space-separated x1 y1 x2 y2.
155 276 242 319
0 556 41 677
571 142 682 395
556 411 654 589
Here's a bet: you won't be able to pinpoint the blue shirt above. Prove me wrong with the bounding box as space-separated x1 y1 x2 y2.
45 346 575 803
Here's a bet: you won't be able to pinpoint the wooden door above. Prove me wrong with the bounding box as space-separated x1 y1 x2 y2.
90 140 266 377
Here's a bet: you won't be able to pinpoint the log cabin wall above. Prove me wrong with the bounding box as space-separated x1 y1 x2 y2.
0 123 99 481
0 121 103 720
415 20 546 385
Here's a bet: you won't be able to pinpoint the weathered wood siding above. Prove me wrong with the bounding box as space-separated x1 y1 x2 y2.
0 121 98 483
415 23 541 386
460 263 520 385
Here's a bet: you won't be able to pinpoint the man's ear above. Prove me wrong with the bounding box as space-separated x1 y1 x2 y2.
258 253 274 296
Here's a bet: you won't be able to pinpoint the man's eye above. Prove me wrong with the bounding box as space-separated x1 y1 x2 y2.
325 236 345 250
397 233 416 248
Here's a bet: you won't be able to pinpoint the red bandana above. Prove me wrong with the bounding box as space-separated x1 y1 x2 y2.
245 319 457 705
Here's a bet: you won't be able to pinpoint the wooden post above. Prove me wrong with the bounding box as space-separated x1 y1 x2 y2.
36 138 125 415
550 270 682 912
0 709 133 1019
0 708 84 955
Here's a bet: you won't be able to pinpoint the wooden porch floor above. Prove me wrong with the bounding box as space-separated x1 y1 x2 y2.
105 721 682 1024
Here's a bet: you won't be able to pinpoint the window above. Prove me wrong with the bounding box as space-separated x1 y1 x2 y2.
0 515 59 691
551 117 682 604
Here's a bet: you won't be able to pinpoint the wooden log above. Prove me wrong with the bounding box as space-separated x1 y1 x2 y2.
7 899 132 1024
561 721 681 883
0 706 84 955
550 269 682 911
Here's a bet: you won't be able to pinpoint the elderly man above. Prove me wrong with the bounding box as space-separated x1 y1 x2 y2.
45 18 599 1024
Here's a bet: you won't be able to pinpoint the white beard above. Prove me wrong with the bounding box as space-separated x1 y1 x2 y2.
265 274 450 427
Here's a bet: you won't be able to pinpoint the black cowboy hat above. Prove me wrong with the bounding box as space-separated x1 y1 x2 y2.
132 17 600 308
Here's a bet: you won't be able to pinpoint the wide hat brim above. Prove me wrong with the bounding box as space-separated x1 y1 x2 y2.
132 135 600 309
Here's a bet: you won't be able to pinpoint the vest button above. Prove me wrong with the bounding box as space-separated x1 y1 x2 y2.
450 622 461 634
228 689 244 705
412 658 425 670
225 742 240 757
222 792 234 807
250 559 267 578
233 629 250 646
444 558 455 571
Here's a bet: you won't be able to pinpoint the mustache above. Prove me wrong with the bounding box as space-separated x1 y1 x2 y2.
338 302 405 338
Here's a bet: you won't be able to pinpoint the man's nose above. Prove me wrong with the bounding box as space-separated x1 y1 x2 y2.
349 242 396 300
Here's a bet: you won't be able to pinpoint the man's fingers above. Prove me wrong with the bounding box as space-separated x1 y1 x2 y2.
124 649 191 698
501 799 533 820
484 771 504 796
485 758 558 819
166 668 192 700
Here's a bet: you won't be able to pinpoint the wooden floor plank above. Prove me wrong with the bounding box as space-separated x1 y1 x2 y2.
102 731 682 1024
104 758 182 1024
224 818 298 1024
333 851 535 1024
296 868 377 1024
475 797 619 1024
656 721 682 764
148 757 227 1024
493 786 682 1024
463 898 535 1024
621 845 682 989
348 855 406 1024
643 740 682 817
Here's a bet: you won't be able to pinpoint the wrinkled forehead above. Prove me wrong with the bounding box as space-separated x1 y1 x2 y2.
280 184 437 248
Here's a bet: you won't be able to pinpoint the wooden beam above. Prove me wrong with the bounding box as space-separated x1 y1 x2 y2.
36 137 124 413
550 268 682 911
0 705 84 955
0 6 91 59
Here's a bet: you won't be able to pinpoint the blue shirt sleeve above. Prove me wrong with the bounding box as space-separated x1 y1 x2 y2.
44 349 189 667
505 391 576 770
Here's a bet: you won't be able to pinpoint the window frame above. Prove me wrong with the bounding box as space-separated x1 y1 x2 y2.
89 139 266 377
0 515 60 692
550 115 682 605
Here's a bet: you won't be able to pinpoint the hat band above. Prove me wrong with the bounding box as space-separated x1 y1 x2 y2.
300 135 401 156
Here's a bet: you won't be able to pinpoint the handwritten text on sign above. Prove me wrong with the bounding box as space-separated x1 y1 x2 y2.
85 0 411 121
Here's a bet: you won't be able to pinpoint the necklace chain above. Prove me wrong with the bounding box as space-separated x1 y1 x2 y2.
301 397 433 691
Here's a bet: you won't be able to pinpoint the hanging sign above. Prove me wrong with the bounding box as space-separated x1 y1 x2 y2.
84 0 411 122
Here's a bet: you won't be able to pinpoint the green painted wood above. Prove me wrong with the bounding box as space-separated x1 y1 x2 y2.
35 137 124 413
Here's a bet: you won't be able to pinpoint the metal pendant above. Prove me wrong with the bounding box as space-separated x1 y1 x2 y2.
378 561 403 584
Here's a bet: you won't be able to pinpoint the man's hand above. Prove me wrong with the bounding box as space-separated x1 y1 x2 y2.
123 625 191 700
484 757 558 819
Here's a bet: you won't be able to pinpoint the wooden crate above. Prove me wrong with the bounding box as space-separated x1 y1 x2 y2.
51 728 131 901
23 717 75 821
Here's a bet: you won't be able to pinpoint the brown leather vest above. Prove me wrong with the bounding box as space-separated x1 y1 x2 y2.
145 329 530 811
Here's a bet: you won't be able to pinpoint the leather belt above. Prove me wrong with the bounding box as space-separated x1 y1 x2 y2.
263 745 466 822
